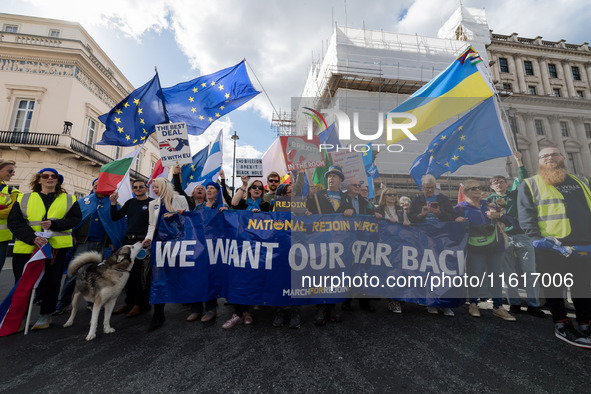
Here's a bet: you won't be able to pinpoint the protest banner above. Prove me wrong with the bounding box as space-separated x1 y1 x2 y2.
150 211 469 307
273 196 307 215
235 158 263 177
280 135 326 172
330 151 369 187
156 122 192 166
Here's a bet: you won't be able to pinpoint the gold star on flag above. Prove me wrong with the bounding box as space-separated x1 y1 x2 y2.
132 139 137 144
143 128 147 134
189 175 194 180
189 97 194 102
114 117 121 124
218 85 224 90
460 135 466 140
225 93 230 99
428 149 434 153
220 106 225 110
192 87 198 93
123 102 130 108
199 115 204 120
191 165 195 170
433 142 438 147
191 107 197 113
440 136 446 140
215 113 220 117
201 82 207 88
138 108 143 115
445 162 450 167
133 98 140 105
458 126 463 131
140 136 146 140
125 135 131 141
458 146 465 151
452 155 459 161
117 126 124 133
210 81 215 86
115 108 122 114
208 117 213 122
140 118 145 124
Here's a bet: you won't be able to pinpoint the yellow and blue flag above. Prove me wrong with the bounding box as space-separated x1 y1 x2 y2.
162 60 260 136
409 97 511 187
388 46 493 144
97 73 168 147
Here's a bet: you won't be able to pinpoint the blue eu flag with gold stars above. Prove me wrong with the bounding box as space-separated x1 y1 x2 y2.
97 74 168 147
161 60 260 136
409 97 512 187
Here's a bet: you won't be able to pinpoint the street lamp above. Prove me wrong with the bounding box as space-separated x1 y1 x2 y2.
231 130 239 196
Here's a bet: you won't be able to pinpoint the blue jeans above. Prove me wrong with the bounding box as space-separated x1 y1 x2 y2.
503 233 540 307
467 248 505 309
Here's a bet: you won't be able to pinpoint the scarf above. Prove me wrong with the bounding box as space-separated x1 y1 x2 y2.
246 197 262 211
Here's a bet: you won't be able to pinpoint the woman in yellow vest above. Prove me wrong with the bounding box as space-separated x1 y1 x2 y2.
0 159 19 274
7 168 81 330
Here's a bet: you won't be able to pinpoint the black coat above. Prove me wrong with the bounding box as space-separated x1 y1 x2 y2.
306 190 354 214
408 193 456 223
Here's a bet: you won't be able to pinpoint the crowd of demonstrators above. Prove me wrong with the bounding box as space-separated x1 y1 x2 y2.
0 159 19 274
456 179 516 321
142 177 189 330
110 179 153 318
518 147 591 348
7 168 81 330
2 150 590 351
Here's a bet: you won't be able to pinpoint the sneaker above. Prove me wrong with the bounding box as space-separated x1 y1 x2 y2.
555 319 591 349
314 305 327 326
289 310 301 329
387 299 402 314
493 307 516 321
426 306 438 314
509 305 522 314
272 310 284 327
243 311 253 325
469 303 480 317
442 308 455 317
200 310 217 323
577 321 590 337
527 306 546 318
31 314 52 330
222 314 243 329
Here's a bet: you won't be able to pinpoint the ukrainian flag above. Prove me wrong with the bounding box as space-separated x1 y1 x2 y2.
388 46 493 144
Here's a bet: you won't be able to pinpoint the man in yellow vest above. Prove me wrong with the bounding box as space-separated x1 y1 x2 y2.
7 168 82 330
0 159 20 274
518 147 591 349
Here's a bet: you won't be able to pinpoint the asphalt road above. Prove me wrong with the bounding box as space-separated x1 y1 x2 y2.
0 263 589 393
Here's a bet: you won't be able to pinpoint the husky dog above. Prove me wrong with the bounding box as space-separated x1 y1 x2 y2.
63 242 145 341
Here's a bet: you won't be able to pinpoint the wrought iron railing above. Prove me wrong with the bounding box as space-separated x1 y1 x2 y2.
0 131 59 145
69 138 112 165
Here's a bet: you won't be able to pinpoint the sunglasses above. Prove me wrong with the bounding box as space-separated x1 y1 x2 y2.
133 185 145 190
251 185 264 191
268 179 280 183
384 193 397 197
465 186 483 192
40 173 57 179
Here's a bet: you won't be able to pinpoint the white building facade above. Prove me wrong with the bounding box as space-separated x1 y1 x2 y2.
0 13 160 198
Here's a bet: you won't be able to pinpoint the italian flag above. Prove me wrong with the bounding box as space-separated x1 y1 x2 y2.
96 149 139 196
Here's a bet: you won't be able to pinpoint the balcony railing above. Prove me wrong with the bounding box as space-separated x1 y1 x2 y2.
0 131 59 146
69 138 112 164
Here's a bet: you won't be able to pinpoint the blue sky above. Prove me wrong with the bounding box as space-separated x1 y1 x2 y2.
4 0 591 172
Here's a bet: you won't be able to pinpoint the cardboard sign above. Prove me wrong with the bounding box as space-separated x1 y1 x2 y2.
330 151 369 189
235 158 263 177
279 135 325 172
156 122 192 166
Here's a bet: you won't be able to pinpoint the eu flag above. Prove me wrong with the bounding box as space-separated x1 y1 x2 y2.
97 74 168 147
409 97 512 187
161 60 260 135
181 145 209 194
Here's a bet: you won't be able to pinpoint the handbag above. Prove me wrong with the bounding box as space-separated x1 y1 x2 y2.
468 223 499 248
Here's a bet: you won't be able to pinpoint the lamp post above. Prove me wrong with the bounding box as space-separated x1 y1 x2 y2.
231 130 239 196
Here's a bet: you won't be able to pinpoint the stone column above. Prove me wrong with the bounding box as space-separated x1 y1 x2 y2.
561 61 576 97
513 55 527 94
573 117 591 176
537 57 552 96
548 114 567 154
519 112 540 170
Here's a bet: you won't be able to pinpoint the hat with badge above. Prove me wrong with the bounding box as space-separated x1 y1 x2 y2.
324 165 345 181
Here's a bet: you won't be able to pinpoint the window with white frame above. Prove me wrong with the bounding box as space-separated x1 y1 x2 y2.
548 63 558 78
12 99 35 132
585 123 591 139
135 152 142 173
577 90 585 98
560 121 570 137
499 58 509 73
3 25 18 33
49 29 60 38
114 146 122 160
524 61 534 76
528 86 537 95
572 66 581 81
85 118 97 146
534 119 544 136
553 88 561 97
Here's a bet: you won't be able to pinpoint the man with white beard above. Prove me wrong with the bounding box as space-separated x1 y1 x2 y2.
518 147 591 349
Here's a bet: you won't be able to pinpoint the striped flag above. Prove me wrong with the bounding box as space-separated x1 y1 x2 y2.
194 129 223 186
149 158 169 199
96 148 139 195
0 244 52 336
